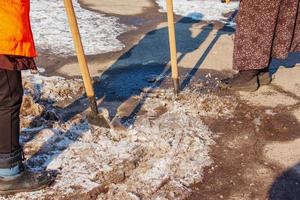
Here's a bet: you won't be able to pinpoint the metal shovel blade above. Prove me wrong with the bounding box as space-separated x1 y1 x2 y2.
87 111 111 128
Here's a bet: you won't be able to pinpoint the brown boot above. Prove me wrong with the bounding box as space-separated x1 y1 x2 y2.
220 70 259 92
258 68 272 85
0 165 54 195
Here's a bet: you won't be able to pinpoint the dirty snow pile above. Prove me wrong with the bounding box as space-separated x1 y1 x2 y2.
30 0 129 56
156 0 239 21
1 73 236 200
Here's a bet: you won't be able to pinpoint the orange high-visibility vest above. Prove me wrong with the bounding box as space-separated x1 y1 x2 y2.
0 0 37 57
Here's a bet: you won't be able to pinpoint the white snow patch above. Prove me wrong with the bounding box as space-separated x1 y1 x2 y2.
30 0 129 56
156 0 239 22
22 70 84 103
0 72 237 199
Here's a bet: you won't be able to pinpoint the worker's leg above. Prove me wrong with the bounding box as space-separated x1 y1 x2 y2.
272 0 300 58
0 68 53 195
233 0 282 71
0 69 23 171
220 0 282 91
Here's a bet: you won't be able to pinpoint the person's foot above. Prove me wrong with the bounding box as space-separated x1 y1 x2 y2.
0 165 54 195
258 71 272 85
219 70 260 92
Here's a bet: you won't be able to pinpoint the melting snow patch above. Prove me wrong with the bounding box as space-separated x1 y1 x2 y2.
30 0 129 56
1 73 237 199
156 0 239 22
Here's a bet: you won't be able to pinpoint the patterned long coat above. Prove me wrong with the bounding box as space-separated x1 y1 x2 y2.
233 0 300 70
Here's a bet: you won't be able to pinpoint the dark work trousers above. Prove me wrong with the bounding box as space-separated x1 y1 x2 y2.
0 69 23 168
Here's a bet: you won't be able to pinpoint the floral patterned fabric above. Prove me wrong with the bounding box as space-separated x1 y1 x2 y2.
0 55 37 71
233 0 300 70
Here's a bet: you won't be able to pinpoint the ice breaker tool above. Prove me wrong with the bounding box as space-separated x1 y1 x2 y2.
166 0 180 95
64 0 111 128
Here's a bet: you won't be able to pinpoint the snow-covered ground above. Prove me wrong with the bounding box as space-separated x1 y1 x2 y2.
0 72 236 199
156 0 239 21
3 1 240 199
30 0 129 56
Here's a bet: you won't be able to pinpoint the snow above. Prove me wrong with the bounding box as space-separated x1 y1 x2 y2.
0 71 237 199
156 0 239 22
30 0 129 56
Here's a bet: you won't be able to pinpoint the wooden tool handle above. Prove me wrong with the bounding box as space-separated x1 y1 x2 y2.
64 0 95 98
166 0 179 80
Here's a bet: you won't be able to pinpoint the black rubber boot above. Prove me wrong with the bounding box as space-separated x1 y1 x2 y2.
220 70 260 92
0 165 54 195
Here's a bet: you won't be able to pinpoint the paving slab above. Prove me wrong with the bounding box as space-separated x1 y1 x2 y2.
79 0 153 15
264 139 300 168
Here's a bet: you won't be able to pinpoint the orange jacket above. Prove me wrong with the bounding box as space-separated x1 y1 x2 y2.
0 0 36 57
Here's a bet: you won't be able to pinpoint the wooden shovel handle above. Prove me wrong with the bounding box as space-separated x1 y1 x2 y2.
166 0 179 80
64 0 95 98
